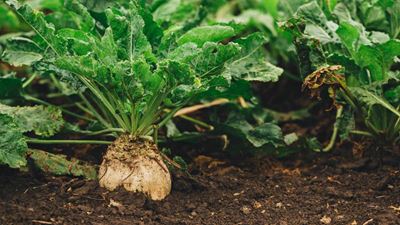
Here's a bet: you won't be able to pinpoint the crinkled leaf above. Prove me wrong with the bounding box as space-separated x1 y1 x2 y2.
6 1 63 54
64 0 96 33
210 104 290 155
0 114 27 168
352 87 400 118
224 33 283 82
295 1 327 25
28 149 97 179
225 59 282 82
153 0 200 27
57 28 93 55
356 40 400 81
1 35 44 66
336 21 360 54
194 79 253 101
0 104 64 137
235 9 276 35
78 0 125 13
105 5 154 62
246 123 284 148
2 50 42 66
55 55 109 84
177 25 236 46
171 42 241 80
233 32 266 57
138 5 164 47
304 22 339 44
94 28 118 65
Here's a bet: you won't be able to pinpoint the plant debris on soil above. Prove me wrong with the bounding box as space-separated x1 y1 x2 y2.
1 152 399 225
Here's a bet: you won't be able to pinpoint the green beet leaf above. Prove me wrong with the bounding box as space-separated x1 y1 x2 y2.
351 87 400 118
177 25 236 46
246 123 284 148
0 114 28 168
0 104 64 137
2 49 42 66
28 149 97 179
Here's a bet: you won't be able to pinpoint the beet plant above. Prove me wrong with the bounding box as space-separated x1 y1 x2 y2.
286 1 400 151
2 0 282 200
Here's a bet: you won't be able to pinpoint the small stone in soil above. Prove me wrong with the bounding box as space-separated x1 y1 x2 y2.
241 206 251 214
253 201 262 209
320 215 332 224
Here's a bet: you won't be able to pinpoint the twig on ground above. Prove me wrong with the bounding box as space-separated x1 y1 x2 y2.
32 220 53 225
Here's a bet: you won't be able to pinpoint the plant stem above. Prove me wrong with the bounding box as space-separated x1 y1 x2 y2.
394 106 400 132
85 128 125 136
349 130 374 137
46 93 67 98
157 99 193 130
79 77 128 131
136 91 166 135
322 105 343 152
153 125 159 144
336 80 381 137
22 73 37 88
158 107 181 128
27 138 113 145
178 114 214 130
75 102 96 117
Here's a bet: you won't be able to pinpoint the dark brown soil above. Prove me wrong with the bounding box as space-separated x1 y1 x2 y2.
1 153 399 225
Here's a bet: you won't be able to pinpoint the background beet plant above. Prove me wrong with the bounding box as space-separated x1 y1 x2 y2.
287 1 400 151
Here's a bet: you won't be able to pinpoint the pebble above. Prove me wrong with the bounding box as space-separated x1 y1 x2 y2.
253 201 262 209
241 206 251 214
320 215 332 224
